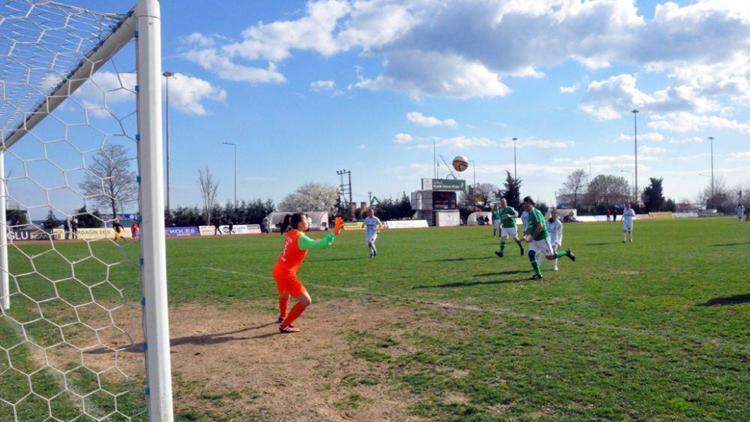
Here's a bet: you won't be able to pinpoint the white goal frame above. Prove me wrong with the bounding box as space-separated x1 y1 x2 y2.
0 0 173 420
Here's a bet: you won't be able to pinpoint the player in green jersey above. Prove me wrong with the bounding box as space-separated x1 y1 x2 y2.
522 196 576 280
494 198 524 257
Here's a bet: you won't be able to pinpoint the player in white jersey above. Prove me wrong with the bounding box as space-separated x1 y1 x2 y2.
622 204 636 242
738 203 745 223
363 208 383 258
547 208 563 271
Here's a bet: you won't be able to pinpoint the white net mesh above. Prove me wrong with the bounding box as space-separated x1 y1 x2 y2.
0 1 148 420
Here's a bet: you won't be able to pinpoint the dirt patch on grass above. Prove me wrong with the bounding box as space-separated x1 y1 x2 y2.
102 300 423 421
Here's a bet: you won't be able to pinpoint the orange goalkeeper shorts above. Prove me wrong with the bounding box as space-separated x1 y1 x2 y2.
272 268 306 297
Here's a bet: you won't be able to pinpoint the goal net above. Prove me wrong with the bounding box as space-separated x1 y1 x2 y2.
0 0 172 420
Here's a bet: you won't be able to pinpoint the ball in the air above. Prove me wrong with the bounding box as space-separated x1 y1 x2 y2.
452 155 469 172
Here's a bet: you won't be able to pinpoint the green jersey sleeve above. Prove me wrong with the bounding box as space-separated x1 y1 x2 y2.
298 232 335 250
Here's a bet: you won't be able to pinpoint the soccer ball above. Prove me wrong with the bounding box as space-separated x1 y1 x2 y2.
452 155 469 172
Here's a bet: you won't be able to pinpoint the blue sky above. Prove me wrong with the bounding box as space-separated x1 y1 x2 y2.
20 0 750 213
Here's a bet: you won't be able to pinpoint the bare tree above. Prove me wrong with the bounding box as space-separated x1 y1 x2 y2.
586 174 630 208
198 166 220 223
79 144 138 218
560 169 588 209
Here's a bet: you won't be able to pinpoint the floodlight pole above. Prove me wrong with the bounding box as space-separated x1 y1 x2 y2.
512 137 518 180
0 150 8 311
222 142 237 207
162 71 174 214
136 0 174 420
708 136 714 197
632 110 639 204
433 139 437 179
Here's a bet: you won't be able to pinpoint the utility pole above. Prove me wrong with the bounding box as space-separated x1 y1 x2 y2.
708 136 715 197
512 137 518 180
337 169 352 218
433 139 437 179
632 109 639 203
222 142 237 207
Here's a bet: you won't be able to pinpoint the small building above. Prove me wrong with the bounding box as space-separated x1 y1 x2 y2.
411 178 465 226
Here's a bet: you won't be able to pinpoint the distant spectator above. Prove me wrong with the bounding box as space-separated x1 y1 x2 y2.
63 218 71 240
606 209 612 222
227 220 234 234
113 218 124 241
132 221 140 239
71 217 78 239
738 203 745 223
612 209 617 222
213 219 221 236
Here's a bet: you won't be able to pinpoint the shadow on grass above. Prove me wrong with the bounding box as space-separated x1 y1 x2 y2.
584 242 617 246
427 256 494 263
312 256 367 262
88 321 281 354
697 294 750 307
711 242 749 247
412 278 526 289
474 270 527 277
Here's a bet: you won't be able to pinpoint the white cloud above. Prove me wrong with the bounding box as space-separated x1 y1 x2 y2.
639 146 667 155
648 112 750 133
560 84 579 94
406 111 457 128
311 80 336 91
727 151 750 161
412 136 569 150
617 132 665 142
75 71 225 117
393 133 414 144
183 48 285 84
182 32 215 48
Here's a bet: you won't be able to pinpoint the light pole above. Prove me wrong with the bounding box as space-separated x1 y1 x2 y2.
162 71 174 213
620 169 635 202
631 109 639 204
433 139 437 179
512 137 518 180
711 137 715 196
222 142 237 207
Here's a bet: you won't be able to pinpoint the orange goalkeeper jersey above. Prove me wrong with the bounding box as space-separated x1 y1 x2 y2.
274 230 308 274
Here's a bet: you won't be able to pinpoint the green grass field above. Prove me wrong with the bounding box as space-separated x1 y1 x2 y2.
2 217 749 420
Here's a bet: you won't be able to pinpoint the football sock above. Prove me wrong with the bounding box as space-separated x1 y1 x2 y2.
281 302 307 328
500 241 506 253
278 297 289 318
531 261 541 277
555 250 569 258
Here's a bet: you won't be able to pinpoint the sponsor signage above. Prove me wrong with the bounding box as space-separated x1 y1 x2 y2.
421 178 466 191
8 229 51 241
198 224 262 236
52 228 132 240
384 220 429 229
165 226 199 238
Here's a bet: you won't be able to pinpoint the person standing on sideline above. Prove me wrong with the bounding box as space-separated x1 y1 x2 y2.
213 218 221 236
228 220 234 235
737 203 745 223
622 204 636 243
64 218 71 240
132 221 140 239
113 218 124 241
71 217 78 239
606 209 612 222
548 208 564 272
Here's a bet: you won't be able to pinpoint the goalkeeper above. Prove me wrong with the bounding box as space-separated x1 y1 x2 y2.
273 213 344 333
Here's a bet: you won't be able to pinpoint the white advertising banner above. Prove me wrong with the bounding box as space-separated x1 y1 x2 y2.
385 220 429 229
199 224 261 236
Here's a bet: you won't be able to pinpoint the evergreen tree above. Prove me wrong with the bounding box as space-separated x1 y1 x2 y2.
503 171 522 210
641 177 666 212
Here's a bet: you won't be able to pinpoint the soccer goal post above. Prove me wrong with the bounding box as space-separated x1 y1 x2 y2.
0 0 173 420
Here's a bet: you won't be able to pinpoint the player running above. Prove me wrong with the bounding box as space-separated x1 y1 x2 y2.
492 206 502 237
522 196 575 280
113 218 124 241
622 203 636 242
273 213 344 333
364 208 383 258
495 198 524 257
548 208 563 271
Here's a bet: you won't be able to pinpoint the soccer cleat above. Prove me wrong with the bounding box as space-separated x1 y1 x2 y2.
529 273 543 280
567 249 576 261
279 326 300 333
553 266 559 271
495 251 503 258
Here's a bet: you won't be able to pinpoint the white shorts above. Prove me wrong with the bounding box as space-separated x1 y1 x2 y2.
623 221 633 231
550 234 563 247
493 221 502 230
500 227 518 238
529 238 553 257
366 233 378 245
